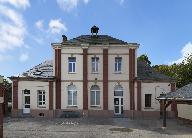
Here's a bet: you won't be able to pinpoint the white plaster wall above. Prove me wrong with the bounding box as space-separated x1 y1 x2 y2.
108 82 130 110
61 82 83 109
141 82 171 111
88 82 103 110
18 81 49 109
178 104 192 120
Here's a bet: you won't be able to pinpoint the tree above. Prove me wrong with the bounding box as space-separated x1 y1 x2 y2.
137 54 151 65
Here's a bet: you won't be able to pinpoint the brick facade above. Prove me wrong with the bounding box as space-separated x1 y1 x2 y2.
55 48 61 109
13 80 18 109
103 48 108 110
137 81 141 111
83 49 88 110
49 81 53 110
129 48 135 110
171 82 177 116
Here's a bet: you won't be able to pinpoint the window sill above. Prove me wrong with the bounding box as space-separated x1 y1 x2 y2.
37 106 46 108
91 72 99 74
144 107 153 109
90 105 101 108
67 105 78 109
68 72 77 74
114 72 122 74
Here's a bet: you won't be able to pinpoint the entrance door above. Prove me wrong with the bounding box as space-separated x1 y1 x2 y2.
114 97 123 115
23 89 30 114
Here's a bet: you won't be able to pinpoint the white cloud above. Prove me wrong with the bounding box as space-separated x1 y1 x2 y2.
48 19 67 34
35 20 44 30
0 4 26 52
170 42 192 64
0 0 30 9
57 0 90 12
19 53 29 62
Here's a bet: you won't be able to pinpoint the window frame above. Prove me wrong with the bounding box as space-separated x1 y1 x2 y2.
90 85 100 106
37 90 46 108
91 57 99 73
115 57 122 73
68 57 76 73
145 94 152 108
67 85 77 106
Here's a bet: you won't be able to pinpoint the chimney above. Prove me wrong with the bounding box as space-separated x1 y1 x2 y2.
91 25 99 36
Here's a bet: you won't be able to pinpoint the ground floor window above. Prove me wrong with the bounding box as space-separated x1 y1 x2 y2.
68 84 77 106
145 94 152 107
37 90 46 107
90 85 100 106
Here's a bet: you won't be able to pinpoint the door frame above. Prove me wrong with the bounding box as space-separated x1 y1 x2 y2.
114 96 123 115
22 89 30 114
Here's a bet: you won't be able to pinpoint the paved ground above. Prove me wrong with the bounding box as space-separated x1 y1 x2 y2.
3 117 192 138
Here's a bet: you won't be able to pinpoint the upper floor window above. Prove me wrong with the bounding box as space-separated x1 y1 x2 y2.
145 94 152 108
114 85 123 96
115 57 122 73
68 57 76 73
37 90 46 107
92 57 99 73
90 85 100 106
67 84 77 106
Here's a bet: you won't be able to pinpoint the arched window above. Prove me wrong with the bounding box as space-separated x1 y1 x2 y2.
67 84 77 106
114 85 123 96
90 85 100 106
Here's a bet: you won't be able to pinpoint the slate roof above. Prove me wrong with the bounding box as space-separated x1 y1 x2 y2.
68 35 129 45
17 60 54 79
137 61 174 81
166 83 192 99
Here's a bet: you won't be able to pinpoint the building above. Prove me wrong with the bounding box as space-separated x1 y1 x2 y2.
10 26 176 118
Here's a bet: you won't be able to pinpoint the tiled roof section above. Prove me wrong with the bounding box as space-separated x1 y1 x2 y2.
166 83 192 99
68 35 128 45
19 60 54 78
137 61 174 81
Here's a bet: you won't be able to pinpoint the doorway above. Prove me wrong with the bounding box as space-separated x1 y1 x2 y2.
23 89 30 114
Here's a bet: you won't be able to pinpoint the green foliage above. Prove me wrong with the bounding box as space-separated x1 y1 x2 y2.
137 54 151 65
3 79 12 102
153 54 192 88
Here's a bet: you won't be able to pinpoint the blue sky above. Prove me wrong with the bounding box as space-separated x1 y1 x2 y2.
1 0 192 77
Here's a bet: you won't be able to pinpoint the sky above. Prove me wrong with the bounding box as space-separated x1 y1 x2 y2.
1 0 192 77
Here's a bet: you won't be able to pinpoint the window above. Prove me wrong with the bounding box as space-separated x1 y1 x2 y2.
67 84 77 106
90 85 100 106
114 85 123 96
92 57 99 73
115 57 122 72
68 57 76 73
145 94 152 107
37 90 46 107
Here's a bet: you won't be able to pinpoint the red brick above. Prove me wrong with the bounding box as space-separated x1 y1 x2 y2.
83 49 88 110
103 49 108 110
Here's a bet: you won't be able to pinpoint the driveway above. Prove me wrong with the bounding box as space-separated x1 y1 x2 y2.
3 117 192 138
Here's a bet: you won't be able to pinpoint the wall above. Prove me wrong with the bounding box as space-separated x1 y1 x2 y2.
178 104 192 120
17 81 49 110
141 82 171 111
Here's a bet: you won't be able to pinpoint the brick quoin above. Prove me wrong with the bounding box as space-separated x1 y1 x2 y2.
49 81 53 110
171 83 177 116
83 49 88 110
55 48 61 109
103 48 108 110
13 80 18 109
129 48 135 110
137 81 141 111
